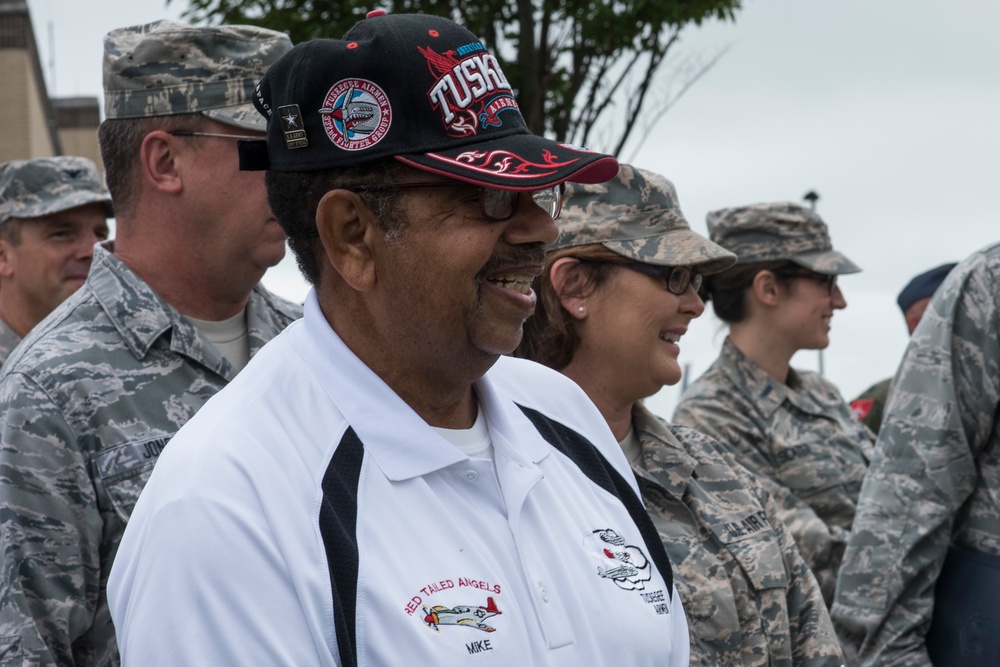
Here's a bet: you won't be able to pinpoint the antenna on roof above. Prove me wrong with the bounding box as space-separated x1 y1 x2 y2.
803 190 819 211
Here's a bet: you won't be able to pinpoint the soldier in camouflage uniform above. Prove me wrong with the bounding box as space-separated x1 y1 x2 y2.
849 262 956 435
517 166 846 666
0 156 112 366
0 21 299 666
832 245 1000 666
673 203 873 606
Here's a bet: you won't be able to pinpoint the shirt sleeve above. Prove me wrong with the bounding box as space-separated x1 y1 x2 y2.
109 479 337 666
831 254 1000 667
0 372 104 666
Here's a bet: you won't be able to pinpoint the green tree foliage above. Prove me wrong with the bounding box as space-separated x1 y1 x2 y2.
170 0 740 156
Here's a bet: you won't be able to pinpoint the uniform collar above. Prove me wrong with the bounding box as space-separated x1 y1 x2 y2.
0 318 22 367
89 243 254 381
631 403 697 497
715 337 791 418
716 338 835 417
293 291 551 482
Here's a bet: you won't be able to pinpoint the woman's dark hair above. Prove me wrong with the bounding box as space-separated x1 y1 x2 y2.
515 244 632 370
704 260 800 323
266 160 409 285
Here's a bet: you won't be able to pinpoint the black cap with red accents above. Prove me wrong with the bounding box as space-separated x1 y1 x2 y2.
239 10 619 190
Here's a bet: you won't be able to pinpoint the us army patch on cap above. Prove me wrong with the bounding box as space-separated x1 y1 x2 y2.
277 104 308 149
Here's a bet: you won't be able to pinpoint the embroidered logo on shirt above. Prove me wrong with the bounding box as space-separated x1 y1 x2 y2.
585 528 652 591
423 596 502 633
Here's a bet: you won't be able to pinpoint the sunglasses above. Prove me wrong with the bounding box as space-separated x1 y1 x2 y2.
775 269 838 295
351 181 564 221
621 263 703 296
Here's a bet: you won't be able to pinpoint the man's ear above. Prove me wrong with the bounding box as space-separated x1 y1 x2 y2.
315 189 381 291
138 131 184 195
750 269 782 307
549 256 589 319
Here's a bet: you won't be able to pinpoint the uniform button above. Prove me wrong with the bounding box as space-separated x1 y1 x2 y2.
539 585 549 602
464 470 479 482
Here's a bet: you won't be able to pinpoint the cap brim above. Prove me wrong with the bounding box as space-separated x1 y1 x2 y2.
204 103 266 132
396 133 619 191
791 249 862 275
604 228 738 275
9 191 113 221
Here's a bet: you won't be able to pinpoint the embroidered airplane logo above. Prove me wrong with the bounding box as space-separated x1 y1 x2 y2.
423 596 501 633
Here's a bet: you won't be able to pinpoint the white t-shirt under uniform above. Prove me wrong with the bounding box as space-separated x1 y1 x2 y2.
109 291 689 666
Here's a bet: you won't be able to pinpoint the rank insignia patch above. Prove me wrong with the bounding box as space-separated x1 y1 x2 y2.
277 104 308 149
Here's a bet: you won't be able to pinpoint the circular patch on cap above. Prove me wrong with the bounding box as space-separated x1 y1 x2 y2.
319 79 392 151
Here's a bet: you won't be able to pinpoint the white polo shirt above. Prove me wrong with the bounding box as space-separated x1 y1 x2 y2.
109 292 688 666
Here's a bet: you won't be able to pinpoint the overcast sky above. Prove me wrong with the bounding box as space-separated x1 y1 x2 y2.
25 0 1000 418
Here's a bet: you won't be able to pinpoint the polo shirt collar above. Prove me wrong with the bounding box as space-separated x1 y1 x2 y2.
294 291 551 482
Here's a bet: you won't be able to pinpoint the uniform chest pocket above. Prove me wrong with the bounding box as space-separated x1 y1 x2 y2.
709 511 789 592
93 434 174 523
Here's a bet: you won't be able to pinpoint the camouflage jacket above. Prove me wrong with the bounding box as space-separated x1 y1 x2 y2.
0 244 301 667
632 405 845 667
832 242 1000 667
673 338 873 604
0 319 20 369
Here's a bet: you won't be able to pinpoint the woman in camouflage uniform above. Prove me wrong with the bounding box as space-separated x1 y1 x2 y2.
672 202 873 606
516 165 845 667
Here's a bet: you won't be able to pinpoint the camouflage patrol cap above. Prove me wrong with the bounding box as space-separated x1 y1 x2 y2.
707 202 861 275
552 164 737 274
0 157 113 224
103 20 292 131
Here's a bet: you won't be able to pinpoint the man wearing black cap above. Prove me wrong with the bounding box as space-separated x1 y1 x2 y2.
109 12 689 666
849 262 956 434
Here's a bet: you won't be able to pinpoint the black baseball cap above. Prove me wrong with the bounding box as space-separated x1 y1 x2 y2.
238 10 619 191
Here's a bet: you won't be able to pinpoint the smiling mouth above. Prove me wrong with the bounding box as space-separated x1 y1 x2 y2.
487 274 534 296
660 332 682 343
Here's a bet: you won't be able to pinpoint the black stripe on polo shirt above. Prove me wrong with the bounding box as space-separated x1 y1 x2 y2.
319 427 365 667
517 405 674 599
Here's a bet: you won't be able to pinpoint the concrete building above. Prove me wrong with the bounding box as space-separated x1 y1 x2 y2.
0 0 101 169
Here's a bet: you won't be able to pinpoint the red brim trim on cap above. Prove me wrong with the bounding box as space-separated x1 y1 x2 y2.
396 134 619 191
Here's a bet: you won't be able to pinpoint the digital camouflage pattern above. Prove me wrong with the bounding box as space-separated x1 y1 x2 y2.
673 338 874 604
554 164 737 274
832 241 1000 666
103 20 292 130
707 202 861 275
849 377 891 435
0 156 112 224
0 320 19 368
0 244 301 666
631 404 845 667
